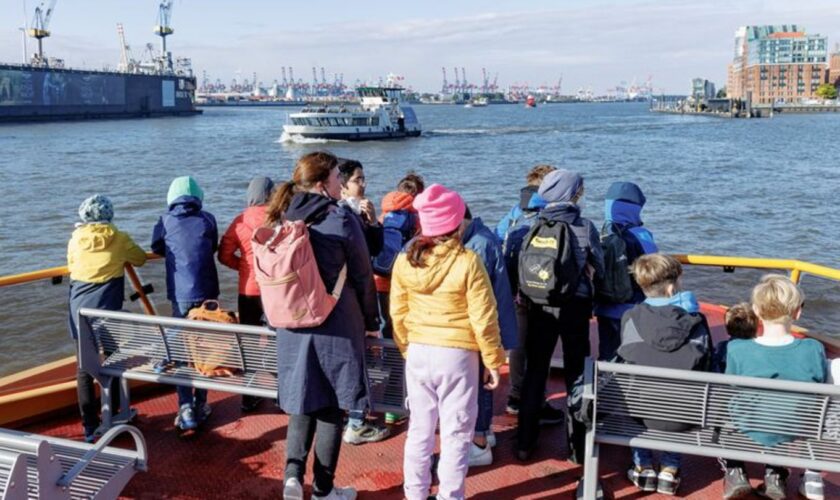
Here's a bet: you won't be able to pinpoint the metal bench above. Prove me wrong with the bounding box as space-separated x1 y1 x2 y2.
77 308 407 432
0 425 147 500
579 359 840 499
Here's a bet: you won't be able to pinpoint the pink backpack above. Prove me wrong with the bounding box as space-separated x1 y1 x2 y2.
252 220 347 328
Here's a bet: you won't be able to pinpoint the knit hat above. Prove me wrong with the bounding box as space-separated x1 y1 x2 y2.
246 176 275 207
412 184 466 237
538 169 584 204
78 194 114 224
167 176 204 206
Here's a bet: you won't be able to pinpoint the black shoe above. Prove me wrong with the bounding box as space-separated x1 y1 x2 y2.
505 396 520 415
240 395 262 412
516 447 534 462
538 403 565 425
723 467 753 500
757 467 788 500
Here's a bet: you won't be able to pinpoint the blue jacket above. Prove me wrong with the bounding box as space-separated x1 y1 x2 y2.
462 217 518 350
151 195 220 302
495 186 547 241
274 192 380 414
594 182 658 319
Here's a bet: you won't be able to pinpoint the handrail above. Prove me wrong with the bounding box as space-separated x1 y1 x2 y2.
672 254 840 284
0 252 161 288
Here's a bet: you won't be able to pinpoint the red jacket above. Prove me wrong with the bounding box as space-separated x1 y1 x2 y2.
219 205 266 296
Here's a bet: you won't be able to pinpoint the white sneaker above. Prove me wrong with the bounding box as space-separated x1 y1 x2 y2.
313 486 357 500
487 430 497 448
283 477 303 500
468 442 493 467
799 470 825 500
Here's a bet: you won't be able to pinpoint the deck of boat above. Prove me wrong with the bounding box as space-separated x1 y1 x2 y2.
16 306 840 499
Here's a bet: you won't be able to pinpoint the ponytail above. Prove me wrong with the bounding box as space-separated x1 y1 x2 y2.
265 181 296 226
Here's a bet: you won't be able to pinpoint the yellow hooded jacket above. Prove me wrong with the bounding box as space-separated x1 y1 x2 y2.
390 238 505 370
67 223 147 283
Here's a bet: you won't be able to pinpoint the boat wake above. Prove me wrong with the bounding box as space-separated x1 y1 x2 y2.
425 126 558 138
277 132 343 144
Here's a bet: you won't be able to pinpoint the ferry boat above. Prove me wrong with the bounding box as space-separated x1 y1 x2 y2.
282 87 421 141
1 254 838 498
464 96 489 108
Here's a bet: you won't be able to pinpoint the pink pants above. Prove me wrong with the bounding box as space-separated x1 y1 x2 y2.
403 343 479 500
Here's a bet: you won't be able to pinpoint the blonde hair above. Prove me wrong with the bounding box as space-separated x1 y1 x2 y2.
632 253 682 297
724 302 758 339
751 274 803 324
526 164 557 186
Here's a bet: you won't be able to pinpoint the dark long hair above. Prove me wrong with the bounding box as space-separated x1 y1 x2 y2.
405 228 462 268
265 151 338 225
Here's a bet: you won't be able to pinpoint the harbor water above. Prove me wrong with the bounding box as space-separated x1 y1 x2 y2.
1 102 838 376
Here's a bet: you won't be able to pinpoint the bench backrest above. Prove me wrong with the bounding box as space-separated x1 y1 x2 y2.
0 434 68 499
0 450 27 500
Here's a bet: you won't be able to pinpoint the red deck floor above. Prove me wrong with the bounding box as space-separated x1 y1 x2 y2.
19 307 840 499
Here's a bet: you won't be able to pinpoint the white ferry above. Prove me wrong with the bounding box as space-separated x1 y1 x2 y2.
282 87 421 141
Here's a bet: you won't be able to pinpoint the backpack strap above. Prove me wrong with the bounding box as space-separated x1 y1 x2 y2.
331 264 348 299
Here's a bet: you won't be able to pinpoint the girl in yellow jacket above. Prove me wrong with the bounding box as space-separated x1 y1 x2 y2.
67 195 147 442
390 184 504 500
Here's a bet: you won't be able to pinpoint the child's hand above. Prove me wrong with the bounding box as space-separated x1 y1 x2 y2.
483 368 501 390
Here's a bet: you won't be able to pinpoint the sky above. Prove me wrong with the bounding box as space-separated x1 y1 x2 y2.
1 0 839 93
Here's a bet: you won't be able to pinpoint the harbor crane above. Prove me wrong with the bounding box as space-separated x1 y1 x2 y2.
28 0 58 65
154 0 174 72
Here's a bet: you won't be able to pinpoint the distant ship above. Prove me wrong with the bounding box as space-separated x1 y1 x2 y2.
282 87 421 141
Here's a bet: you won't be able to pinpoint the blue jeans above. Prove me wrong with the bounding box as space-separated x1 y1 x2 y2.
632 448 681 470
348 410 366 428
475 364 493 437
172 301 209 408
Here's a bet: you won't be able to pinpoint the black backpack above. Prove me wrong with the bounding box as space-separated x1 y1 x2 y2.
372 210 416 277
518 219 580 305
595 222 635 304
501 211 538 292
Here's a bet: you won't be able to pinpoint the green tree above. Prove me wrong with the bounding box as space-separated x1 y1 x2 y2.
716 87 728 98
816 83 838 100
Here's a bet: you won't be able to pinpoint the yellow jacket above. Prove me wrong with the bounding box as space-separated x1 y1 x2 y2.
67 223 147 283
390 238 505 369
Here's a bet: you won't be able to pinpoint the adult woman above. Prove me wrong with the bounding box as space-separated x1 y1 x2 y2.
265 151 379 500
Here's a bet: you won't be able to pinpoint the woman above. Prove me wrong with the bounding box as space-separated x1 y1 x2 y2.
265 151 379 500
390 184 505 500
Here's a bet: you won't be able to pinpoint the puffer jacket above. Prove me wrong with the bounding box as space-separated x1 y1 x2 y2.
390 238 505 369
68 223 147 283
374 191 418 293
219 205 266 296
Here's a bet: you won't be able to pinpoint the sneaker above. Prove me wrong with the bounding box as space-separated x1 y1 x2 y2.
538 403 565 425
799 470 825 500
313 486 357 499
195 402 212 423
283 477 304 500
506 396 520 415
384 412 402 425
657 467 681 496
175 404 198 431
487 430 497 448
342 422 390 445
241 395 262 412
757 468 788 500
467 442 493 467
723 467 753 500
627 465 657 492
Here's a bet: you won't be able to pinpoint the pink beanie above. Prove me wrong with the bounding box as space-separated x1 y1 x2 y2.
412 184 466 237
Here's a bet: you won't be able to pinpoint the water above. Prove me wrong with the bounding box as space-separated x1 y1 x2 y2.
1 103 839 376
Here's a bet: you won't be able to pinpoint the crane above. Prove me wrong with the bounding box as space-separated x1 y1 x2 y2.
28 0 58 65
116 23 133 73
154 1 174 72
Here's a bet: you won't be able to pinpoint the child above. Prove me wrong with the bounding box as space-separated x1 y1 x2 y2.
711 302 757 374
218 176 274 412
68 195 147 442
152 176 220 432
725 275 827 500
617 253 711 496
337 158 383 257
390 184 505 500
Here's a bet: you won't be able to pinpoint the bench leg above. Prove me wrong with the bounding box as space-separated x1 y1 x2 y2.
582 427 600 500
99 376 114 432
113 378 136 426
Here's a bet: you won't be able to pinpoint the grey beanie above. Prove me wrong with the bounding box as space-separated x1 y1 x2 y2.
538 169 584 204
78 194 114 224
246 176 275 207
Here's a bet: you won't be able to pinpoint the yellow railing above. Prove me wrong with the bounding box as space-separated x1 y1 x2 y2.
672 254 840 285
0 253 162 288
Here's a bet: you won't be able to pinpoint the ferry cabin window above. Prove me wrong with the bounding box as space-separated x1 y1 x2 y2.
352 117 368 126
371 117 379 126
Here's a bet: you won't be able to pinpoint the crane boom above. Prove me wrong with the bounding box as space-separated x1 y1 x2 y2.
28 0 58 64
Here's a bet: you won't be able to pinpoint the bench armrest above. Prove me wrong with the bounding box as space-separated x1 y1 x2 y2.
57 425 148 488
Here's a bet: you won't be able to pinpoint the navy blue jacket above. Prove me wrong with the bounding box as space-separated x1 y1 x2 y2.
151 195 220 303
274 192 379 414
463 217 518 350
539 203 605 299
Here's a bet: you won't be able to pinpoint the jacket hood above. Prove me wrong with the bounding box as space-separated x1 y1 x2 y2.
605 182 646 226
168 195 203 216
398 238 462 293
645 291 700 313
461 217 492 245
167 176 204 206
74 223 117 251
285 192 337 224
242 205 267 229
629 302 704 352
246 177 274 207
519 185 547 212
382 191 415 214
606 182 646 206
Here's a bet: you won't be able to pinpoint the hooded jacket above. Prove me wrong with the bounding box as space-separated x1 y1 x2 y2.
67 223 147 283
538 203 605 299
618 291 712 431
462 217 518 350
151 195 220 302
390 239 505 370
218 205 267 296
374 191 418 293
495 186 547 241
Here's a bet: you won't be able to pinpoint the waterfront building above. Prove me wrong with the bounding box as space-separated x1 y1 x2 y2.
727 25 830 104
692 78 716 101
830 51 840 88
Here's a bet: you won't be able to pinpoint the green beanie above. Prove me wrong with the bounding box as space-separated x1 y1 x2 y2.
167 176 204 206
